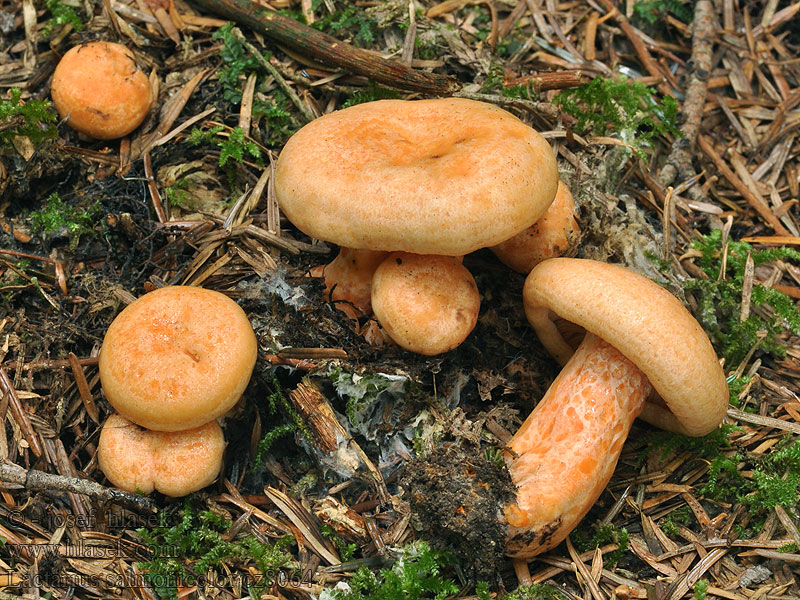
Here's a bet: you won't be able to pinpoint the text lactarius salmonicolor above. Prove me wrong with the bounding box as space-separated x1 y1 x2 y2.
504 258 728 556
274 98 558 353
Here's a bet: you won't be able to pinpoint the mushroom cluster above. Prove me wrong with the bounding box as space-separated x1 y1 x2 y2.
274 98 727 559
96 286 258 496
274 97 559 355
51 41 152 140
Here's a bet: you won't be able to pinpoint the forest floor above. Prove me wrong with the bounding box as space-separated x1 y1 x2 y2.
0 0 799 599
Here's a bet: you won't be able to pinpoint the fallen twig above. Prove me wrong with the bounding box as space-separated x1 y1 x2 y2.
190 0 460 95
657 0 714 191
0 462 154 512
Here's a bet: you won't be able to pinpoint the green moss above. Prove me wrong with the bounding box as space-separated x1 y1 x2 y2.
570 523 629 565
686 230 800 366
660 506 693 538
633 0 693 25
0 88 57 150
40 0 84 37
702 436 800 513
137 499 294 599
322 542 458 600
501 585 568 600
312 5 377 46
188 125 263 188
29 193 100 250
693 579 709 600
554 76 679 156
320 524 357 562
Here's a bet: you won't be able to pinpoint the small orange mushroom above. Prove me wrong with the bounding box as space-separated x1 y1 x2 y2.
51 41 152 139
504 258 728 556
491 181 580 273
371 252 480 355
99 286 258 432
97 414 224 497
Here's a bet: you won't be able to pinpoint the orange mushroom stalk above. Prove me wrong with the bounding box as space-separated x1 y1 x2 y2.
505 333 651 554
311 248 388 318
504 258 728 557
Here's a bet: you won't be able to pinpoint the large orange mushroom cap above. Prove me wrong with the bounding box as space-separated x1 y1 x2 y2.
51 41 152 140
274 98 558 256
97 414 225 497
99 286 258 432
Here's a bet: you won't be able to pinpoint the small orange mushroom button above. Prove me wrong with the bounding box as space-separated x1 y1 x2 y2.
98 286 258 432
50 41 152 140
98 414 225 497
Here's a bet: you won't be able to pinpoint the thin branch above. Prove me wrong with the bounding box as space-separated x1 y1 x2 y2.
190 0 460 95
0 462 155 512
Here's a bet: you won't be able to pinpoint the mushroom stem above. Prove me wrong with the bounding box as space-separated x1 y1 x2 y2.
311 248 389 318
504 332 653 557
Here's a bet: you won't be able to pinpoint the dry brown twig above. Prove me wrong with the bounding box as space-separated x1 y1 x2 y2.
190 0 461 95
657 0 714 193
0 462 154 512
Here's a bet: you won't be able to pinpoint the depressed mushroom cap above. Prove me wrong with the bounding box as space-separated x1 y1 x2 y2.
51 41 152 139
275 98 558 256
97 414 225 497
523 258 728 436
99 286 258 432
371 252 480 355
491 180 580 273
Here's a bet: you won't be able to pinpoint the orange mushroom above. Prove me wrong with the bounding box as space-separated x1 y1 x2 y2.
97 414 224 497
491 181 580 273
275 98 558 325
371 253 480 355
504 258 728 556
311 248 389 318
99 286 258 432
51 41 152 139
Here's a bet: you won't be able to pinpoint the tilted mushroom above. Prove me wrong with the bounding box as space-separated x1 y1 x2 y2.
50 41 152 140
503 258 728 556
274 98 558 353
491 180 580 274
99 286 258 432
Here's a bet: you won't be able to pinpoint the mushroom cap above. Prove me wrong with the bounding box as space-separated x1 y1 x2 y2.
491 180 580 273
275 98 558 256
97 414 225 497
523 258 728 436
51 41 152 139
99 286 258 432
371 252 480 355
